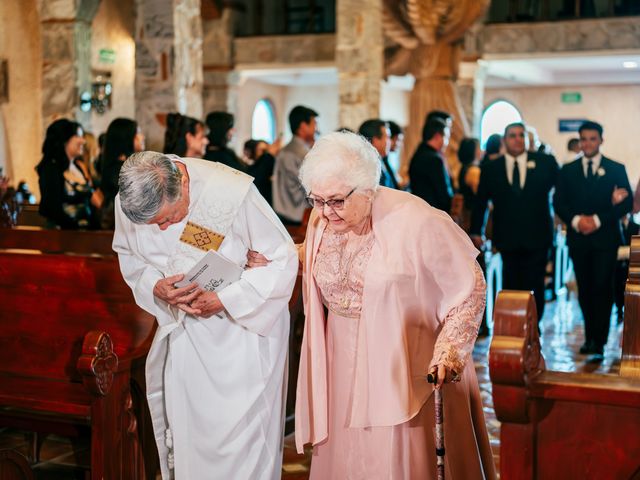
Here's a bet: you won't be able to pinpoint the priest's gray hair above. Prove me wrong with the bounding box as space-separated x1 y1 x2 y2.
299 131 381 194
118 151 183 224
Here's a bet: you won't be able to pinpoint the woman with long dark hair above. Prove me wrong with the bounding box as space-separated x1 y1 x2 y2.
100 117 145 229
204 111 245 171
36 118 99 229
163 112 208 158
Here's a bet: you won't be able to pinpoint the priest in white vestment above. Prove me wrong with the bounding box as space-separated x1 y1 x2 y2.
112 151 298 480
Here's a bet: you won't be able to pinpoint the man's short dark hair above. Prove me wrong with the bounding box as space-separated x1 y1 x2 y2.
567 138 580 150
504 122 526 136
426 110 452 124
422 117 447 142
387 120 402 138
289 105 318 135
358 119 387 142
579 120 603 137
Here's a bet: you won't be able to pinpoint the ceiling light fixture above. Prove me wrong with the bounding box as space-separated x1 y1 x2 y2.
623 61 638 69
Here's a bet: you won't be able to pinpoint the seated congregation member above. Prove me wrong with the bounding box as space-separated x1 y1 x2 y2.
204 111 246 171
294 131 495 479
471 122 559 323
272 105 318 226
408 117 454 213
481 133 503 167
358 119 398 189
554 120 633 361
163 112 209 158
113 151 298 479
36 118 101 229
244 138 277 205
99 118 145 229
458 137 482 224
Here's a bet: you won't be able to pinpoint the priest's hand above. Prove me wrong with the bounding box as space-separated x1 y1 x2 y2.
153 275 202 315
246 249 270 269
187 290 225 318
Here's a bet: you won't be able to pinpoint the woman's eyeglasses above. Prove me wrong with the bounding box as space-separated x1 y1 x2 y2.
306 188 356 211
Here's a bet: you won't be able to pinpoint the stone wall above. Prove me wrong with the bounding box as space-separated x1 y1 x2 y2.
135 0 203 152
90 0 135 136
483 17 640 55
336 0 383 130
234 33 335 66
0 0 42 195
202 9 235 115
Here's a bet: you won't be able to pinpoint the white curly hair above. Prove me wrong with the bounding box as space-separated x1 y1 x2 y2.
299 131 382 194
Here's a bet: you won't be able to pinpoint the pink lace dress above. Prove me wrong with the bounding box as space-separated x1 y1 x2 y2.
311 226 486 479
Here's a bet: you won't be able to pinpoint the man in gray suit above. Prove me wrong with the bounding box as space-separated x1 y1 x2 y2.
272 105 318 225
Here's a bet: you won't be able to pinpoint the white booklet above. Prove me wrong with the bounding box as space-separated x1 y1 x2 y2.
174 249 243 292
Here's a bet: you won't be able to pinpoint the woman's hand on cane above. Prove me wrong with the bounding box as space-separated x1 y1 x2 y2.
428 364 456 389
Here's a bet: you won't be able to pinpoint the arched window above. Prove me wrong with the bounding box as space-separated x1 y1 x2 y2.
251 99 276 143
480 100 523 149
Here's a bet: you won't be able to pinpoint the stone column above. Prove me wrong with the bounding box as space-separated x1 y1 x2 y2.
39 0 100 130
202 9 235 116
135 0 203 152
457 60 487 138
336 0 383 130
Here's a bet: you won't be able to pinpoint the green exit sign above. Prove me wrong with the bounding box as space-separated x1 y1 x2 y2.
98 48 116 64
561 92 582 103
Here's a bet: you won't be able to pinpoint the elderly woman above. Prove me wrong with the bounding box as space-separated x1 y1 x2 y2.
294 131 496 479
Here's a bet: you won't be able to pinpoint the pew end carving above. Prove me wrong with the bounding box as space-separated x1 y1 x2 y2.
0 243 157 479
622 235 640 377
76 331 119 396
490 238 640 479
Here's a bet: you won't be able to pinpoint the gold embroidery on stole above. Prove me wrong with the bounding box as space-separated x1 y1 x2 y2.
179 221 225 252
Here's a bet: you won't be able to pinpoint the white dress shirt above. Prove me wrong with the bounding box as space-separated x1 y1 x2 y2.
505 152 528 188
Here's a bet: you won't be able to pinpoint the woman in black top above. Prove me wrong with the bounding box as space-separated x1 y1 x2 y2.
36 119 99 229
164 113 208 158
457 137 482 233
244 139 276 205
100 118 145 229
203 111 246 171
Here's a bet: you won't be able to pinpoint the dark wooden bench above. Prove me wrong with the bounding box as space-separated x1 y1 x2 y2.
0 226 115 255
489 235 640 479
0 245 158 479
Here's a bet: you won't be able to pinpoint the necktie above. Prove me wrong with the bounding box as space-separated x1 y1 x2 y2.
587 159 595 181
512 159 522 194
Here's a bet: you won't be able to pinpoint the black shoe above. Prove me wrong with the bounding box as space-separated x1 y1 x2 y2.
579 342 595 355
587 352 604 363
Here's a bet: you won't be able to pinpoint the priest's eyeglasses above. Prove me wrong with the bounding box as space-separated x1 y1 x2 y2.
306 188 356 211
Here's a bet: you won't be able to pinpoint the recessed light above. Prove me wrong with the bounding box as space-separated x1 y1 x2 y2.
623 61 638 69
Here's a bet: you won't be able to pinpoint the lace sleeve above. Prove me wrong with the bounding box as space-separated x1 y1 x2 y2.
429 262 486 378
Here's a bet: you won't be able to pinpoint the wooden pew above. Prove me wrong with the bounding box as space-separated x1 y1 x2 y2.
490 236 640 479
0 246 158 479
0 226 114 255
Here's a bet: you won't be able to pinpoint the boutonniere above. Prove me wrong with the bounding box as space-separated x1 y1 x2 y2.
597 167 606 177
526 161 536 169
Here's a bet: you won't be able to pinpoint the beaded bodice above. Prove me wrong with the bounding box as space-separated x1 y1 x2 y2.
313 225 374 318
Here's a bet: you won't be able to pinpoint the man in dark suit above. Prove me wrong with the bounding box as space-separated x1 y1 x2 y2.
471 122 559 322
409 117 454 213
358 119 398 189
554 120 633 361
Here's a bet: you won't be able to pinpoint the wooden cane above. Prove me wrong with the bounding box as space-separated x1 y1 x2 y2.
427 373 445 480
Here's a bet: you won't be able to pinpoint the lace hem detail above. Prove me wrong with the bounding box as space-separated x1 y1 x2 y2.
429 262 486 377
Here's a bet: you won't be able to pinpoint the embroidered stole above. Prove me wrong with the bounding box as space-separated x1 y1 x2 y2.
166 159 253 276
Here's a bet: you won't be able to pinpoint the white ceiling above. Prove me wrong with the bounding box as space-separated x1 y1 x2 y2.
482 52 640 88
236 53 640 90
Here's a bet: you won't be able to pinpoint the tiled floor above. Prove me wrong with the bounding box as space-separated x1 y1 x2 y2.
0 288 625 479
